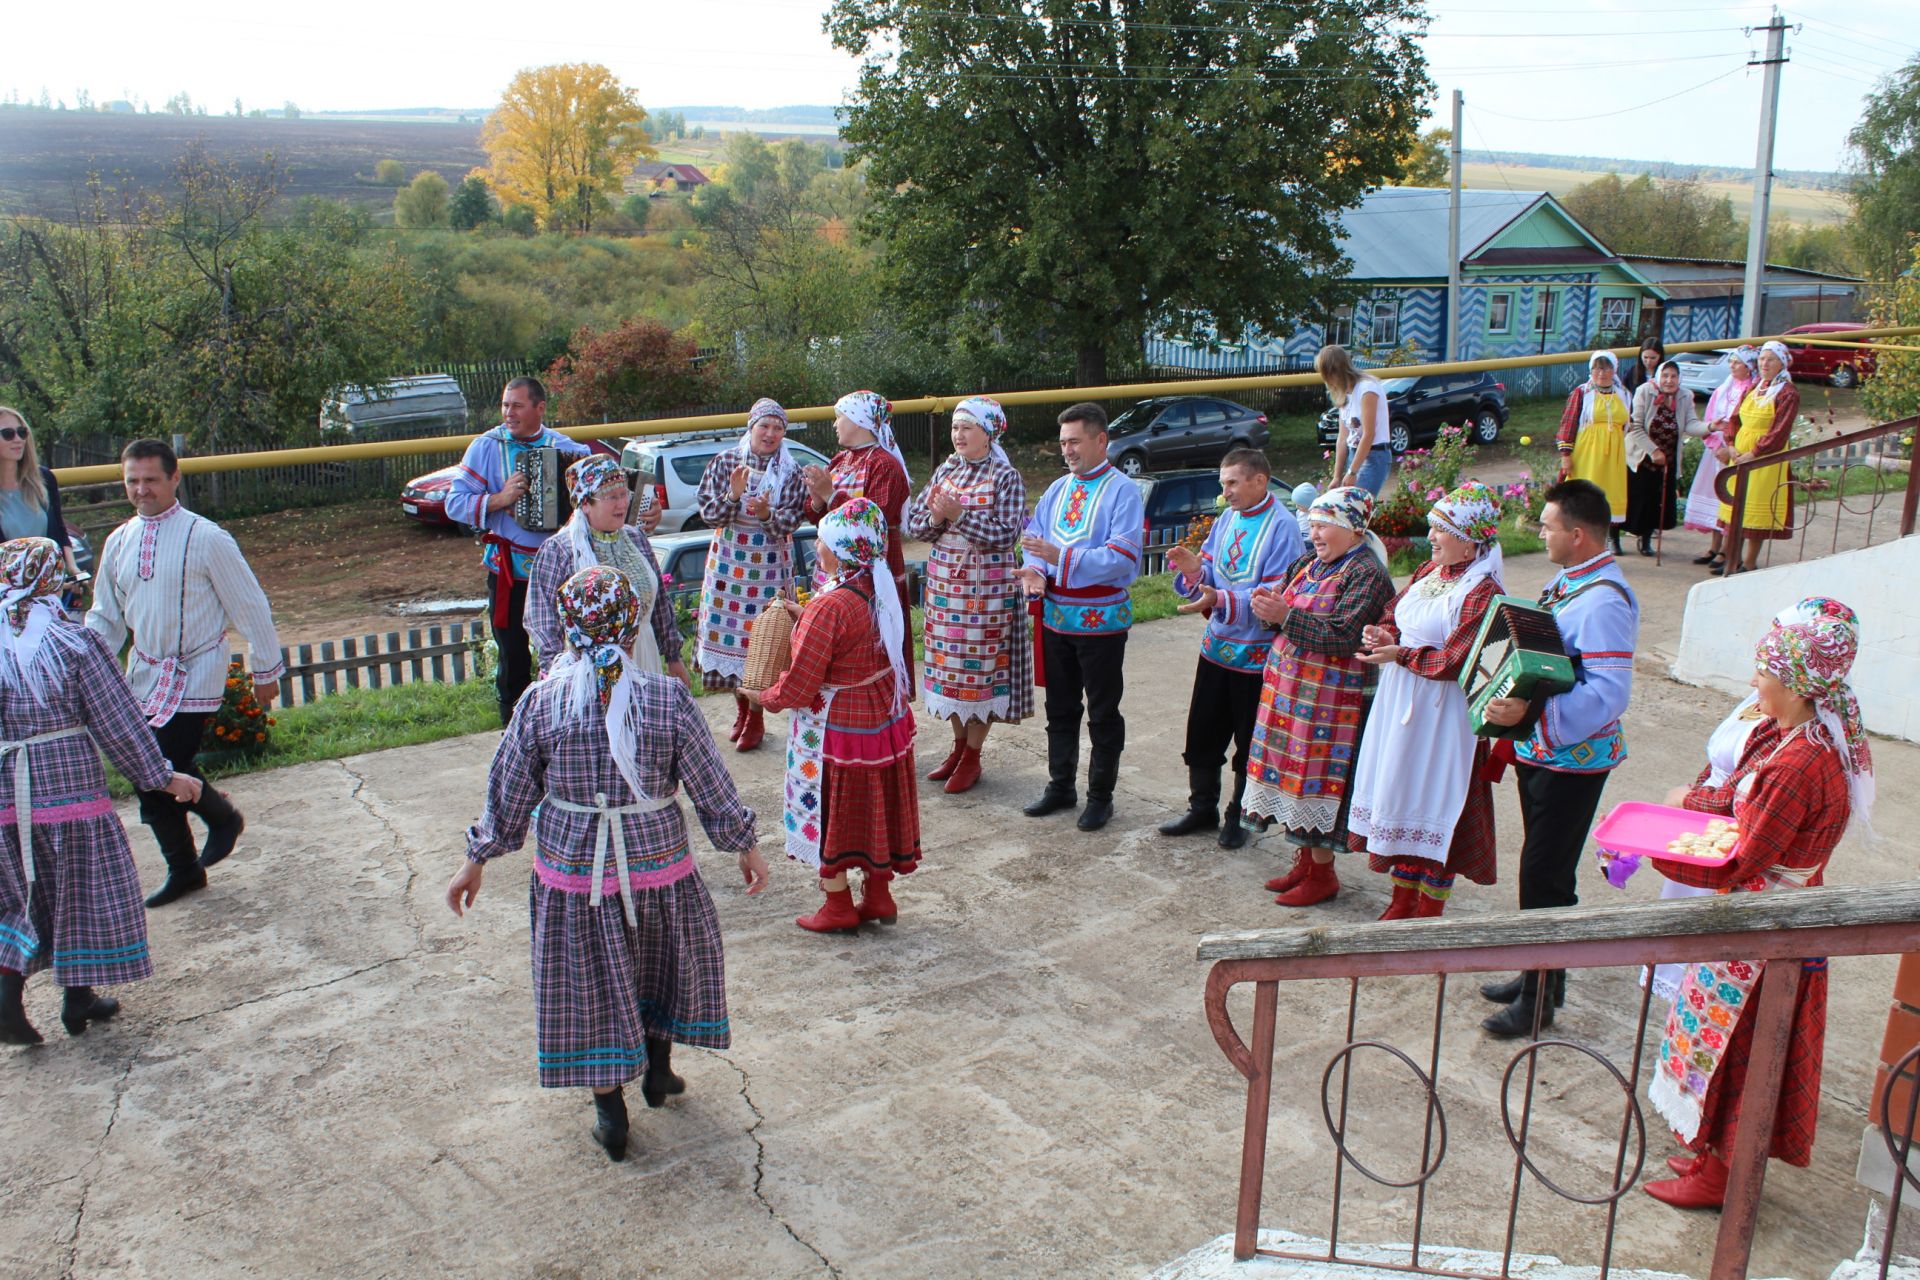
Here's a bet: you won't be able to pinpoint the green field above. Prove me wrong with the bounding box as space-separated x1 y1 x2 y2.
1459 162 1850 227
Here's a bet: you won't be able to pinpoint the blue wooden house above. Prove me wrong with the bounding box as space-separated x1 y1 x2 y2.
1146 188 1669 397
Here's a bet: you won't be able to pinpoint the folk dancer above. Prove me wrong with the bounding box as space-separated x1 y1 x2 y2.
1478 479 1639 1037
1017 403 1145 833
1348 481 1504 919
746 499 921 933
86 439 282 909
1684 346 1757 572
1244 488 1395 908
1557 351 1634 553
527 456 685 682
1714 340 1800 577
693 398 809 752
449 565 768 1163
1160 449 1302 850
1638 609 1871 1210
803 391 913 610
1623 358 1698 556
443 377 591 725
0 539 202 1045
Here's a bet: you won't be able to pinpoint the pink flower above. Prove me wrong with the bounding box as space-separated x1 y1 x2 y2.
1427 487 1444 501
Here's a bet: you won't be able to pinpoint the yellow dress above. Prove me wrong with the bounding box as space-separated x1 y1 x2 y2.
1718 389 1792 532
1570 388 1629 521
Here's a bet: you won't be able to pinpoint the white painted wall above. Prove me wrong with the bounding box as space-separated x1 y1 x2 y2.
1671 538 1920 743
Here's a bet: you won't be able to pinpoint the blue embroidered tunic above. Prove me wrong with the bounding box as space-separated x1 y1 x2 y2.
1172 494 1303 672
1515 550 1639 772
1023 462 1145 636
444 425 592 581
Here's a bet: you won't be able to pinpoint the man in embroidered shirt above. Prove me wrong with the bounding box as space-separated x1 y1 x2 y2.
444 377 592 724
1477 479 1639 1038
1017 402 1145 832
87 439 285 908
1161 449 1302 850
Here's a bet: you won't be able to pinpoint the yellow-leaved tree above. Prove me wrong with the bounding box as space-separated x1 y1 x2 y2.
481 64 654 233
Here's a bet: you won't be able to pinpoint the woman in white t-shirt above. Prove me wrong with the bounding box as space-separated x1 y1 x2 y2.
1318 345 1392 497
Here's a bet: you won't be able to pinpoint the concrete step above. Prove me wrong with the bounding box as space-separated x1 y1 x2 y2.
1148 1230 1807 1280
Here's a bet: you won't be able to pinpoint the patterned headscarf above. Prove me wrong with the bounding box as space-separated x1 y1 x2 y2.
740 397 795 494
1755 616 1873 830
0 537 76 704
952 396 1011 469
835 390 913 488
1773 595 1858 636
1308 486 1374 533
566 455 625 507
0 537 63 634
553 565 656 812
1758 340 1794 392
818 497 909 714
1427 480 1505 597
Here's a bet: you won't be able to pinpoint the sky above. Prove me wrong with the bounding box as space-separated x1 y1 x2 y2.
6 0 1914 173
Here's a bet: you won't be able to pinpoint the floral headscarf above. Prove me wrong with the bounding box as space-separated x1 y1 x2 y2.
740 397 795 493
1308 486 1374 533
1426 480 1505 597
818 497 909 713
565 455 625 507
0 537 76 704
1755 616 1873 829
1773 595 1857 636
952 395 1011 468
0 537 63 634
553 565 657 818
835 390 913 488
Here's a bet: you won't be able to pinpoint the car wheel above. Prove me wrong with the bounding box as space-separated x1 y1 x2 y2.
1830 364 1857 389
1473 410 1501 445
1388 420 1412 456
1118 451 1147 477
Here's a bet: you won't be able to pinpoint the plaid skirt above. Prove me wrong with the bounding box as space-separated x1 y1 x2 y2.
1243 641 1370 835
527 864 730 1090
0 800 152 987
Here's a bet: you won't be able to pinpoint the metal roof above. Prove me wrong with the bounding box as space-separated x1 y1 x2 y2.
1336 187 1549 280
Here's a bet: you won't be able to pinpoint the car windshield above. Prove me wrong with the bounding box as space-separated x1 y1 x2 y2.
1108 403 1159 432
1381 377 1420 394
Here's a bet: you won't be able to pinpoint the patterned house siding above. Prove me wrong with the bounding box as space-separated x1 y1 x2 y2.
1395 288 1444 359
1662 299 1742 345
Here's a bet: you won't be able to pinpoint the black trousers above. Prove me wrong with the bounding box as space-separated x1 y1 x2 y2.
1183 657 1262 811
137 712 211 858
1041 628 1128 792
492 573 534 725
1513 763 1612 911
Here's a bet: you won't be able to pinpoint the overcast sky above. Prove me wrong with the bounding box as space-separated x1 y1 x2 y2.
7 0 1912 172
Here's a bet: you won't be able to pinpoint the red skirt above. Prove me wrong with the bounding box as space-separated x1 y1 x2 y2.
1687 960 1827 1166
817 702 922 879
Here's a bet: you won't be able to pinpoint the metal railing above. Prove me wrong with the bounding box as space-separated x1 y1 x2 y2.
1716 414 1919 563
1198 882 1920 1280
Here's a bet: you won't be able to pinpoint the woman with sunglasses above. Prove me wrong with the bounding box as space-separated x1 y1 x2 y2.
0 408 74 585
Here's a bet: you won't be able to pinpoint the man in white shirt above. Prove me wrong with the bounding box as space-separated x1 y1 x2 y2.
87 439 284 907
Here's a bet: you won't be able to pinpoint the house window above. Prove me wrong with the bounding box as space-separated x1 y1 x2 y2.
1326 305 1354 348
1532 290 1559 336
1487 293 1513 335
1369 299 1400 348
1599 296 1636 338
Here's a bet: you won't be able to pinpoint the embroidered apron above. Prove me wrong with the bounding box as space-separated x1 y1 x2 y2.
781 668 890 868
696 465 794 683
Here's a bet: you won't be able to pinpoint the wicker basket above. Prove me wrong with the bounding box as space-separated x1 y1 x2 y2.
740 603 796 692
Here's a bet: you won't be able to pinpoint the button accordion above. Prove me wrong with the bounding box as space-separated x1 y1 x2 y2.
1458 594 1578 739
513 446 569 532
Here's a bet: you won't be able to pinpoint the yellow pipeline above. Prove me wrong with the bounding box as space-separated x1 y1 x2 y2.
52 325 1920 486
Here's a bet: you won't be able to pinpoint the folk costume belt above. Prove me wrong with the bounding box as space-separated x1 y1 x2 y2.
132 634 227 727
544 790 673 927
0 726 92 887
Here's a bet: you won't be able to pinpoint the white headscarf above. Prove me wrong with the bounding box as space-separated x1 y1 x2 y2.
835 390 912 488
1757 340 1794 397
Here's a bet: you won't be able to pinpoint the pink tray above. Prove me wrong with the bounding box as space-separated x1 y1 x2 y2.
1591 801 1737 867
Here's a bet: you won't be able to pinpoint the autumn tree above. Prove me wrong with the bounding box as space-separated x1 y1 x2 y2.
394 170 450 227
481 64 655 233
544 318 716 424
1396 127 1451 187
1561 172 1744 258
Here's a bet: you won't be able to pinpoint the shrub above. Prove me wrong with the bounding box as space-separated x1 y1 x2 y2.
374 158 406 186
208 659 276 756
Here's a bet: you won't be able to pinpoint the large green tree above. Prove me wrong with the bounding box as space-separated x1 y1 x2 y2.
826 0 1431 383
1847 57 1920 284
1560 172 1744 259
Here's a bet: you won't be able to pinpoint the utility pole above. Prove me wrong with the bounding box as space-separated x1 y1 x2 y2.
1446 89 1464 362
1741 8 1789 341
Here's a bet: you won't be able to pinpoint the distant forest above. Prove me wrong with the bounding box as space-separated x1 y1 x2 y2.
1460 149 1845 190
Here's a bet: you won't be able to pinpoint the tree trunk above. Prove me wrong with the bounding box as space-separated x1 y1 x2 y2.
1075 342 1108 389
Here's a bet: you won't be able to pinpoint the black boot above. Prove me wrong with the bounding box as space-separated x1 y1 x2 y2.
1637 534 1655 557
1481 971 1567 1007
60 986 120 1037
192 785 245 870
1218 802 1248 850
591 1087 629 1162
1158 765 1219 837
640 1037 686 1109
0 969 41 1046
1078 752 1119 831
1610 529 1622 556
142 817 207 909
1482 970 1565 1040
1024 730 1079 817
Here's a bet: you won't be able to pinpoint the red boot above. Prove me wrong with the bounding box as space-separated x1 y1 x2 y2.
735 706 765 753
927 740 966 782
1378 884 1418 921
1644 1152 1729 1210
1264 850 1311 894
859 872 897 925
728 694 750 742
1666 1151 1705 1177
797 888 861 933
1412 891 1448 919
943 747 983 794
1275 858 1338 907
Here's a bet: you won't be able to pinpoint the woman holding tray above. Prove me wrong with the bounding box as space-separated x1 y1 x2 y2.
1639 605 1872 1210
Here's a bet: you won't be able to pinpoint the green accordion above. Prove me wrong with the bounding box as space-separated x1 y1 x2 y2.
1459 594 1577 740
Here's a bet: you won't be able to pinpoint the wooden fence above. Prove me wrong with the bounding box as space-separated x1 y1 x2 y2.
235 618 490 708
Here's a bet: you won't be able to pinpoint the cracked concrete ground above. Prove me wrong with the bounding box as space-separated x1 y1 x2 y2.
2 539 1917 1279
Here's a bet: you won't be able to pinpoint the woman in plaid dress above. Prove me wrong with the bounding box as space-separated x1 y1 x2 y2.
0 538 200 1046
904 396 1030 795
1243 488 1395 910
449 565 768 1162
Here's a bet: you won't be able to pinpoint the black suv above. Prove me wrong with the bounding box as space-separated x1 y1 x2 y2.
1316 372 1508 456
1135 470 1301 544
1105 396 1270 477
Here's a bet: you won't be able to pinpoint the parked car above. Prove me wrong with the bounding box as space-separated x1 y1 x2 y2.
1104 396 1270 477
399 438 620 530
1783 322 1877 388
652 525 927 608
1669 350 1736 399
1315 372 1508 456
1135 469 1302 545
323 374 469 438
621 430 834 533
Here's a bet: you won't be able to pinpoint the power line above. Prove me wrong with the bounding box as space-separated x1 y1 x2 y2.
1783 8 1920 57
1466 66 1746 124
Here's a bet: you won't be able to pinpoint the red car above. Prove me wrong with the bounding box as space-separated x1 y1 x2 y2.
400 439 620 529
1783 322 1877 389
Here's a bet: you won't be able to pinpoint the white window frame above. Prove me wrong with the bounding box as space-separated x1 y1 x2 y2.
1599 296 1635 335
1326 304 1354 348
1532 290 1559 336
1369 298 1400 348
1487 292 1513 335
